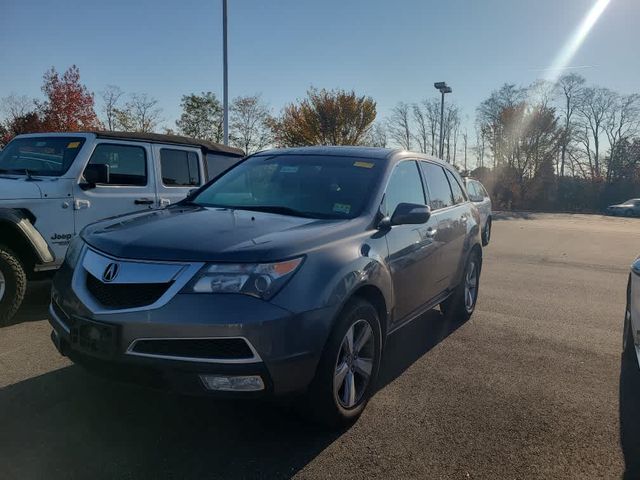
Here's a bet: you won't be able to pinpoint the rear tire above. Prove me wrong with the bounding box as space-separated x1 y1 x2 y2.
308 298 382 429
482 217 492 246
440 249 481 322
0 245 27 326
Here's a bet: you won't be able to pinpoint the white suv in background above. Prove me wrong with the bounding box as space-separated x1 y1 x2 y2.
465 178 492 246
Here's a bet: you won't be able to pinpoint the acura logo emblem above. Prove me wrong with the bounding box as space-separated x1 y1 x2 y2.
102 263 120 282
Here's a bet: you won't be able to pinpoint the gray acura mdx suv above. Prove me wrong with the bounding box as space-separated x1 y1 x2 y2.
49 147 483 426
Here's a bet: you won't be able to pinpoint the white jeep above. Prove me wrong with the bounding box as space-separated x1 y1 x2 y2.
0 131 243 323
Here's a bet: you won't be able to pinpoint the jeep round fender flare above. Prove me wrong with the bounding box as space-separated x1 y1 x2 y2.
0 209 55 264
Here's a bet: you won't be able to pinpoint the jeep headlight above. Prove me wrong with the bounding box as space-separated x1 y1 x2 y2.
64 235 84 268
183 257 303 300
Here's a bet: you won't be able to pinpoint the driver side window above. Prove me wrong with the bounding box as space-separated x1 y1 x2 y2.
86 144 147 186
382 161 426 217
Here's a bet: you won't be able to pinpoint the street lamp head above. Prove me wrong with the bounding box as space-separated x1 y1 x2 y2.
443 86 452 94
434 82 447 89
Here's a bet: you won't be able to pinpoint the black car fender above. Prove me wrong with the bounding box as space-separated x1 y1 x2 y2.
0 209 55 264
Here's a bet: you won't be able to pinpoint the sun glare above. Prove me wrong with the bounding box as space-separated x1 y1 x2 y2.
545 0 612 82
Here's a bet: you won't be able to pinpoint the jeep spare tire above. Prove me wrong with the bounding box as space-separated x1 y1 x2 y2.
0 245 27 325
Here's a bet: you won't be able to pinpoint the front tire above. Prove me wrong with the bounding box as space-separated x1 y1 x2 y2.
440 249 481 322
0 245 27 326
308 298 382 428
624 276 638 366
482 217 492 246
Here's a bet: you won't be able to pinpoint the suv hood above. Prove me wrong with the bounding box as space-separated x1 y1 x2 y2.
82 206 362 263
0 177 42 200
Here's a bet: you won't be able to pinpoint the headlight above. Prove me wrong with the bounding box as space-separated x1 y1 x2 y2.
64 235 84 268
183 257 304 299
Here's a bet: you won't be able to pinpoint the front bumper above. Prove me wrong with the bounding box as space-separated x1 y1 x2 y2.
49 263 336 397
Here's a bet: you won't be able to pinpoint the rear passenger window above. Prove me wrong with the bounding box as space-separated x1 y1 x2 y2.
87 144 147 186
160 149 200 186
446 170 467 204
205 154 242 181
383 161 425 216
420 162 453 210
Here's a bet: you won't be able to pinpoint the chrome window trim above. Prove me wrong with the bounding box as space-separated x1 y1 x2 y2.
72 247 204 315
125 336 263 364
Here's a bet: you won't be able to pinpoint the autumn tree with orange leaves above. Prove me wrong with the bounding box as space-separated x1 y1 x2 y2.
39 65 100 131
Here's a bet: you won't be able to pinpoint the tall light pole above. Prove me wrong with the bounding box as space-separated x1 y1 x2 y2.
222 0 229 145
434 82 452 160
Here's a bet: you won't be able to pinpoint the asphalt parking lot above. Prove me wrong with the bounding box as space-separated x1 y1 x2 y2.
0 213 639 479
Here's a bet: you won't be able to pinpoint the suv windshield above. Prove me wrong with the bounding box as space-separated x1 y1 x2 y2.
0 136 86 176
192 154 382 219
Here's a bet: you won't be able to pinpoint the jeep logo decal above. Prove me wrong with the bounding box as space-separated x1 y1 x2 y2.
102 263 120 283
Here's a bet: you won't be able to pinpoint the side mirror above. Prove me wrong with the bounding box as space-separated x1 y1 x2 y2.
82 164 110 189
390 203 431 226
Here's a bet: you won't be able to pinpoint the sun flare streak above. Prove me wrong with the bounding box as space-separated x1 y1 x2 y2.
545 0 611 82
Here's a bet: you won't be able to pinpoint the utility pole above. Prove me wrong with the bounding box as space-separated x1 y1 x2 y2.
222 0 229 145
434 82 452 160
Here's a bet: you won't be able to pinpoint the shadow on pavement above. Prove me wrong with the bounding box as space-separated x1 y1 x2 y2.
0 308 464 479
620 347 640 479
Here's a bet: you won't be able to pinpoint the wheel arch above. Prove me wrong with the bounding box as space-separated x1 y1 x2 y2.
0 209 54 276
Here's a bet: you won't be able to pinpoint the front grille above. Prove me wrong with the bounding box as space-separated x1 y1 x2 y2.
130 338 255 360
86 273 171 309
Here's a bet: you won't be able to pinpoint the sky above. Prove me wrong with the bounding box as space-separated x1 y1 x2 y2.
1 0 639 135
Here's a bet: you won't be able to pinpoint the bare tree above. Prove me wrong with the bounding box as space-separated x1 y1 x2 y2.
230 94 273 154
364 122 388 147
114 93 163 133
555 73 585 177
412 103 429 153
462 130 469 172
387 102 412 150
604 93 640 182
0 94 35 126
100 85 124 131
575 87 616 178
423 98 441 155
444 104 460 164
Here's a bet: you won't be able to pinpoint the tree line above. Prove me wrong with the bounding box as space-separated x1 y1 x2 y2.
2 65 639 211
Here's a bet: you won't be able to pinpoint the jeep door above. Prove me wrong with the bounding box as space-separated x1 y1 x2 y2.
72 141 158 231
383 160 442 323
152 145 206 207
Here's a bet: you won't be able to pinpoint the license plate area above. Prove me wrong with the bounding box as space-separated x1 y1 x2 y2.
69 317 118 358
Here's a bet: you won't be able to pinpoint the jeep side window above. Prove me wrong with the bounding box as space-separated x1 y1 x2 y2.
86 144 147 186
420 162 453 210
382 161 426 216
160 149 200 187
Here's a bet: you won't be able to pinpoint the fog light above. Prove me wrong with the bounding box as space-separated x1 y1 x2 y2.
199 374 265 392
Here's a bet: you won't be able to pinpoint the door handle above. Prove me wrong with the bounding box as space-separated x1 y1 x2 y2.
73 199 90 210
426 227 438 238
134 198 154 205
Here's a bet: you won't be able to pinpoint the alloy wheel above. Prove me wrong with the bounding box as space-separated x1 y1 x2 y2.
464 260 478 313
0 269 5 302
334 319 375 409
